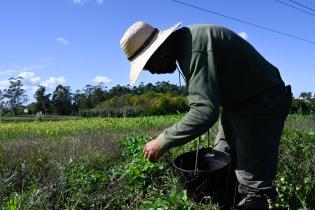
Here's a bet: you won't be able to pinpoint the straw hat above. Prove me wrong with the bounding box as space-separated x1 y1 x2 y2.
120 21 181 86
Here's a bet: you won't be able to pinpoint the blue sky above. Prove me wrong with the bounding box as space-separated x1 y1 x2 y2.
0 0 314 101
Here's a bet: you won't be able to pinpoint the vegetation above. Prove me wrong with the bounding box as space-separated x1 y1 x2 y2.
1 76 313 118
0 76 314 209
1 76 28 116
33 86 51 115
80 92 189 117
1 78 188 117
0 115 181 141
0 90 5 118
0 115 314 209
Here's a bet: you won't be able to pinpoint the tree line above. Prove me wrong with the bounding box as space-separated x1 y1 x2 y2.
0 76 187 117
0 76 314 117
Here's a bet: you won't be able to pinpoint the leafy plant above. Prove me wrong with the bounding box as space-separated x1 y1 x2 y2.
273 129 315 209
0 115 314 209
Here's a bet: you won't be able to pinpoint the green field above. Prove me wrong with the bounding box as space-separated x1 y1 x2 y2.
0 115 314 209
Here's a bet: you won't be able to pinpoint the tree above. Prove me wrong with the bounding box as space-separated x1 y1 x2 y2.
91 85 106 105
0 89 6 117
299 92 312 100
51 85 72 115
34 86 51 115
84 84 107 108
4 76 28 116
108 84 131 98
73 89 89 112
310 97 315 114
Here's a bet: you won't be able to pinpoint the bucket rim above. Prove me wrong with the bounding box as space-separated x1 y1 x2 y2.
172 148 231 174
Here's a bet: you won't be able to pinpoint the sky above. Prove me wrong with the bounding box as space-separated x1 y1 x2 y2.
0 0 314 102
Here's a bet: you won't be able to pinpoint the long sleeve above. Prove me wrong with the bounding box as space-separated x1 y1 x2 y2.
157 51 220 150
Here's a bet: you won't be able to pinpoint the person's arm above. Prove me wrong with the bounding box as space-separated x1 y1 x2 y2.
157 51 220 150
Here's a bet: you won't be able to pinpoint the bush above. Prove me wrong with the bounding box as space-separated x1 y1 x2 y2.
141 95 188 116
81 93 189 118
79 106 142 118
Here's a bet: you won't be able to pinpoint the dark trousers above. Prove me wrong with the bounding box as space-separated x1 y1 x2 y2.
214 84 292 209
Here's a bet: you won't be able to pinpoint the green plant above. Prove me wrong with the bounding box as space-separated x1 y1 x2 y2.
274 129 315 209
0 115 314 209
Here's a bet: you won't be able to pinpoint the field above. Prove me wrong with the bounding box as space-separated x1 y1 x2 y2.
0 115 314 209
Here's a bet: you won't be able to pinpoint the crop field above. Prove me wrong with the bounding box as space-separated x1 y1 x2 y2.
0 115 314 209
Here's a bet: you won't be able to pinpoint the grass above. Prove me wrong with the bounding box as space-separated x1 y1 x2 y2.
0 134 122 209
285 114 315 132
0 114 314 209
0 115 182 141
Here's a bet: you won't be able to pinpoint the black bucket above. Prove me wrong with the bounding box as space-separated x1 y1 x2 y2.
173 147 231 203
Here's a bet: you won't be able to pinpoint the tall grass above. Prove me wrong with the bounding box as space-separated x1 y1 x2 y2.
285 114 315 132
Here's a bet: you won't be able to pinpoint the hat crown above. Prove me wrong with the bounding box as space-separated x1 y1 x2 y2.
120 21 158 60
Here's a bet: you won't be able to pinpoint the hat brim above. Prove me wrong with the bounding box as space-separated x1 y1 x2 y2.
129 22 181 86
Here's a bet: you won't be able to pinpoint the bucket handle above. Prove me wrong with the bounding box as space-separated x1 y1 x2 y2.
194 136 200 176
194 129 211 176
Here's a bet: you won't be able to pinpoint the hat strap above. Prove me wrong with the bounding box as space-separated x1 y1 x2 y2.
128 28 158 61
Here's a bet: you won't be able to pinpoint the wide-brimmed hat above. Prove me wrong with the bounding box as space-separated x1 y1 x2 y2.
120 21 181 86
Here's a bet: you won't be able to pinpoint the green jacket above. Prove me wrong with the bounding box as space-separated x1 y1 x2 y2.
157 24 283 150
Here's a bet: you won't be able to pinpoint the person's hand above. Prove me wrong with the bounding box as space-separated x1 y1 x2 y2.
143 138 166 163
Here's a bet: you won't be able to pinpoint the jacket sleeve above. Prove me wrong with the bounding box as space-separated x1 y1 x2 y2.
157 51 220 150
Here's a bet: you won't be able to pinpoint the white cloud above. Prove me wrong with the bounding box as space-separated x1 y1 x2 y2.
0 71 65 103
0 80 9 90
238 32 248 40
93 76 111 84
16 72 41 97
56 37 70 45
41 77 66 89
0 62 53 99
1 71 41 91
18 72 41 84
